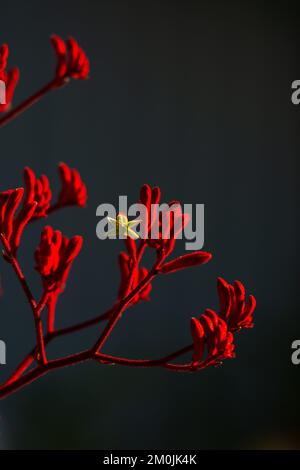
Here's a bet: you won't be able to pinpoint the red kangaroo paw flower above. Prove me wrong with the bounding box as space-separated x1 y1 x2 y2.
217 277 231 320
50 35 68 80
0 44 9 70
2 188 24 241
11 202 37 254
139 185 190 261
51 35 89 86
159 251 212 274
23 167 52 219
191 317 205 363
139 184 160 238
35 225 83 292
217 277 256 331
199 309 235 361
0 44 19 113
238 295 256 329
57 162 87 208
117 251 152 305
0 188 37 255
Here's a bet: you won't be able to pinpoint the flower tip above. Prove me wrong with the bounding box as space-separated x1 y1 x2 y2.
217 276 227 285
0 43 8 52
190 316 199 326
249 294 256 308
15 187 24 197
0 43 9 61
203 251 212 262
50 34 64 45
71 235 83 251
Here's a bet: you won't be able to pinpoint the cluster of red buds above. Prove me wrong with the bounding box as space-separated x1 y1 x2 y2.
190 278 256 369
0 163 86 260
0 35 89 127
51 35 89 85
0 36 256 399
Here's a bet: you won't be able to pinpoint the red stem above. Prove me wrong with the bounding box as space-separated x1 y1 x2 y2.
2 307 114 387
47 292 58 333
0 79 65 128
0 233 47 365
93 256 161 354
0 236 198 398
0 349 91 399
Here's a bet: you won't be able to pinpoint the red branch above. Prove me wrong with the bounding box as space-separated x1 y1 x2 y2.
0 35 89 128
0 191 256 399
0 79 62 128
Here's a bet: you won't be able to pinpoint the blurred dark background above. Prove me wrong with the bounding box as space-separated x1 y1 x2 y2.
0 0 299 450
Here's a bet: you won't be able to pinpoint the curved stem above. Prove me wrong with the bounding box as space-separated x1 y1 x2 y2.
0 349 91 399
0 79 65 128
0 234 36 310
96 344 193 368
0 234 47 364
2 307 114 387
47 292 58 333
0 233 200 399
0 343 194 399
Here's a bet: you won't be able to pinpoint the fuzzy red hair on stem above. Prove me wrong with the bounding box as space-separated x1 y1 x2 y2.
0 35 89 127
0 171 256 399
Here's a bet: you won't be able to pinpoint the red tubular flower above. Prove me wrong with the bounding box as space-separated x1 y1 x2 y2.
56 162 87 209
35 225 83 292
139 184 161 239
191 309 235 368
139 184 190 258
51 35 89 85
0 43 20 112
191 317 205 363
217 277 256 331
118 251 152 305
22 167 52 219
0 164 87 256
159 251 212 274
0 188 36 255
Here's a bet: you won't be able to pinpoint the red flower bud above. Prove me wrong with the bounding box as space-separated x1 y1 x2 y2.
51 35 89 84
0 188 36 255
191 317 205 363
57 162 87 208
159 251 212 274
217 277 256 331
23 167 52 218
35 225 83 292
